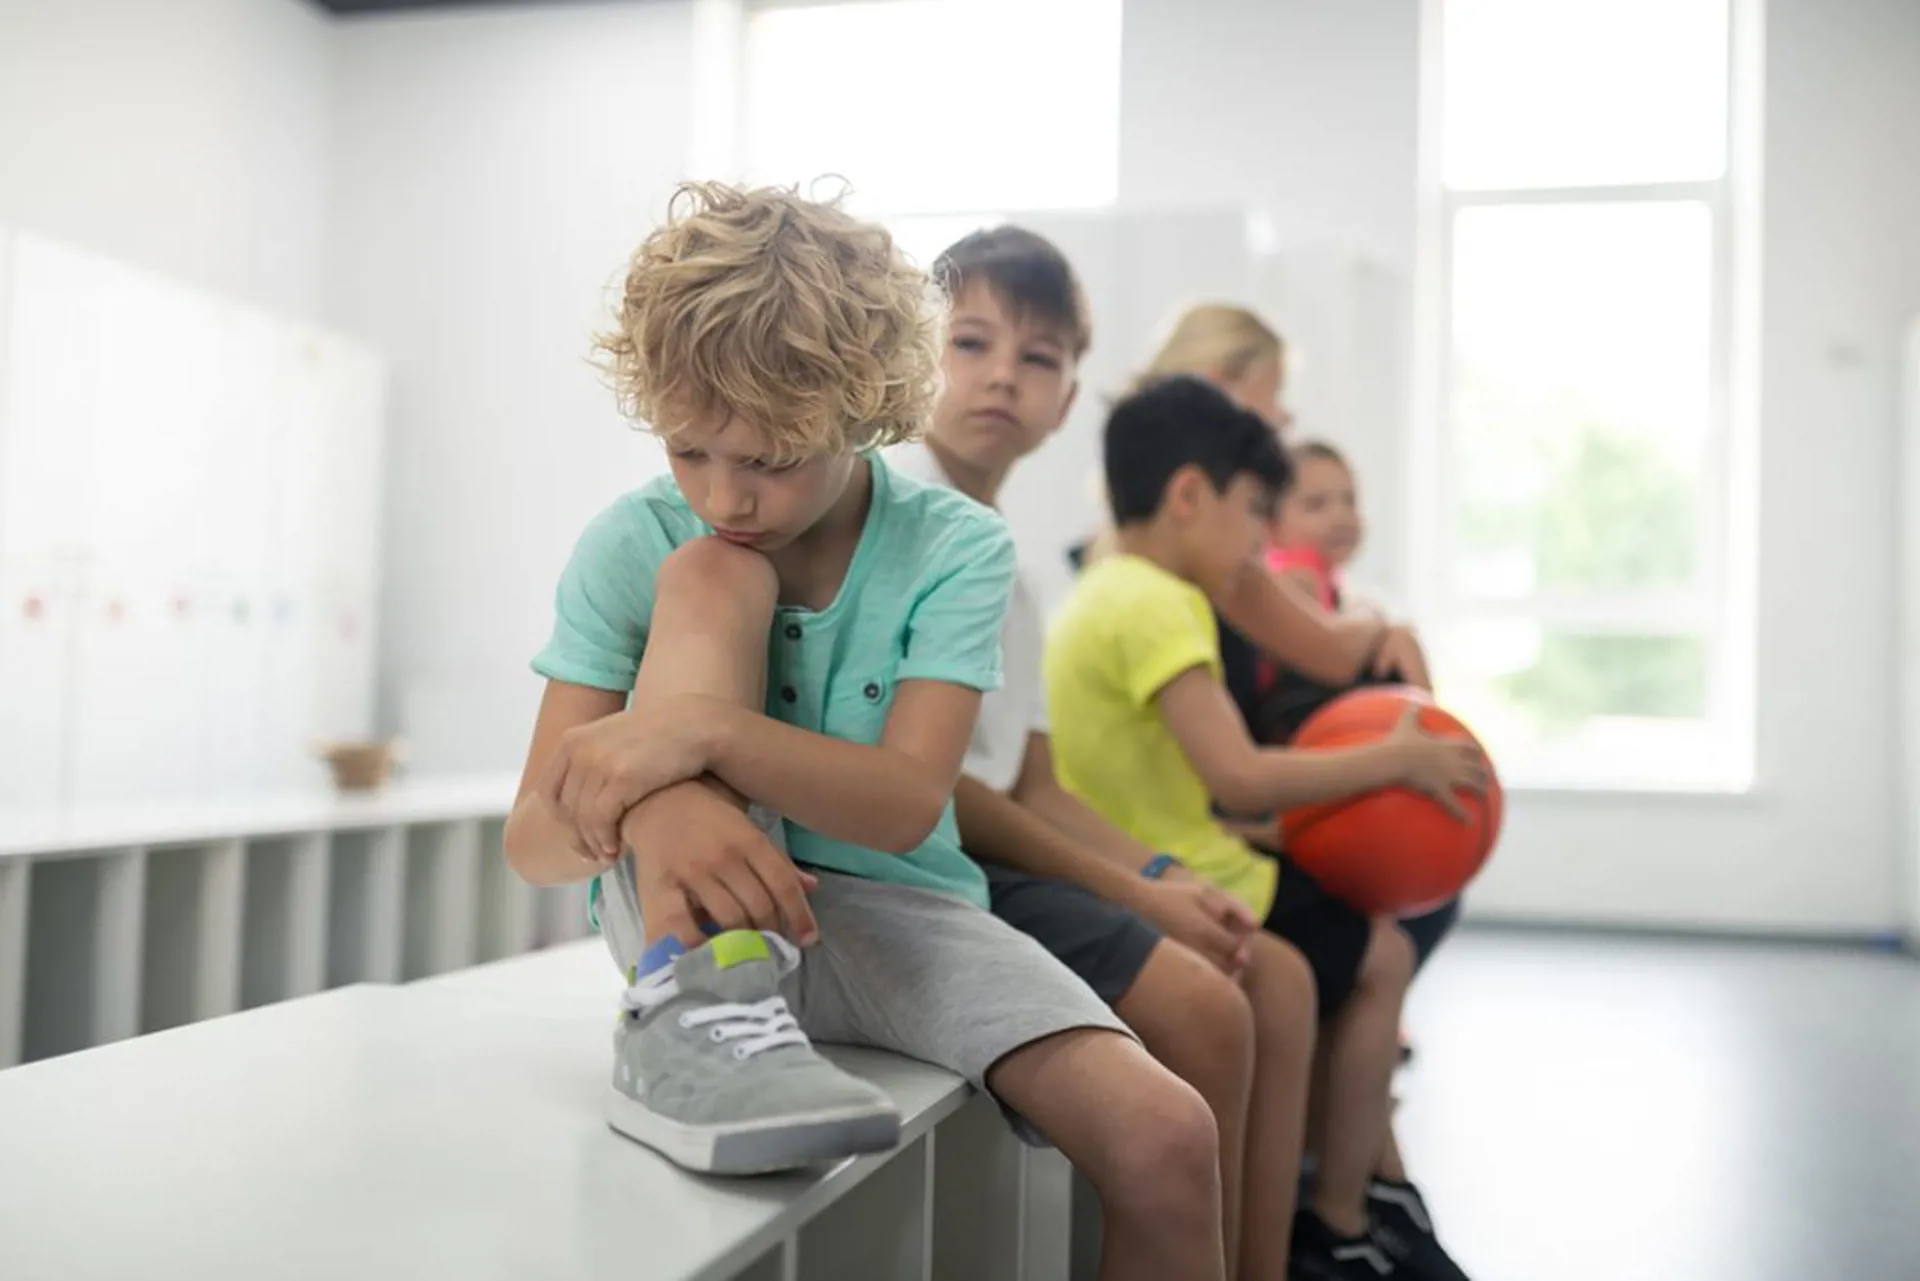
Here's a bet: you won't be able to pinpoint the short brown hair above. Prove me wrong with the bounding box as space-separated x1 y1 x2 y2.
594 181 941 462
932 226 1092 357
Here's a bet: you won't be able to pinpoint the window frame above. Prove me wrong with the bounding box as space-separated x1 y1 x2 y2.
1411 0 1754 792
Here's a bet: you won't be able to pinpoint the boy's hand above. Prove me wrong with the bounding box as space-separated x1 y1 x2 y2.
1386 705 1488 821
622 780 820 947
540 696 722 860
1371 624 1432 689
1131 869 1258 978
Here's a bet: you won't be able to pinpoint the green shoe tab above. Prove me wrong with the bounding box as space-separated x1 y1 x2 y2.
710 930 771 970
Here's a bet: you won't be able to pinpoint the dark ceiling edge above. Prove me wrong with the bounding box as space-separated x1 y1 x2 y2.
314 0 655 16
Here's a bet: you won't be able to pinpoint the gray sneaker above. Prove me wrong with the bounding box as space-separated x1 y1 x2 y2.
607 929 901 1174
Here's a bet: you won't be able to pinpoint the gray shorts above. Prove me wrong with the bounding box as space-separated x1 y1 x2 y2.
593 833 1131 1093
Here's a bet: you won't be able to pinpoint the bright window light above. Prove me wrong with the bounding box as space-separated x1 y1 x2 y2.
1448 202 1714 601
1442 0 1729 190
743 0 1121 216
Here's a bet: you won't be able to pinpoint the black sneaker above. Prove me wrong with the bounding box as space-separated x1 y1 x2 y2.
1367 1179 1471 1281
1291 1209 1398 1279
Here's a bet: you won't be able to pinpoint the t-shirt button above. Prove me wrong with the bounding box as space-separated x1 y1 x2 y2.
784 624 802 640
780 686 798 704
863 682 881 700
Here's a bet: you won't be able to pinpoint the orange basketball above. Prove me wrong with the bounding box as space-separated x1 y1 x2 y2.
1280 686 1502 917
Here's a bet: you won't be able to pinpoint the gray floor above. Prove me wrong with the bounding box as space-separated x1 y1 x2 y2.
1397 928 1920 1281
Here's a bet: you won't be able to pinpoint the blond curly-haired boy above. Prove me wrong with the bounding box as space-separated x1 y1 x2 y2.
504 183 1227 1280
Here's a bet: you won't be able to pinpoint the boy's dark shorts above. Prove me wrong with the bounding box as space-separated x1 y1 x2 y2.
1259 850 1372 1017
981 862 1163 1006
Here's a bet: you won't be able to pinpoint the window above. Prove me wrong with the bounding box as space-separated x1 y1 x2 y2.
739 0 1121 240
1417 0 1751 789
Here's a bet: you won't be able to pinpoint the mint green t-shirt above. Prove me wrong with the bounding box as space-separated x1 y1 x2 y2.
532 453 1013 908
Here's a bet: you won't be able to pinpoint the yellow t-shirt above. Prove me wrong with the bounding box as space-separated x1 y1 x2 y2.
1044 554 1279 917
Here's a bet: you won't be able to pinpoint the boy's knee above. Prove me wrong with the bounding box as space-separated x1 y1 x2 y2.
1096 1073 1221 1217
1249 933 1318 1023
1361 917 1414 993
657 537 778 609
1156 950 1255 1069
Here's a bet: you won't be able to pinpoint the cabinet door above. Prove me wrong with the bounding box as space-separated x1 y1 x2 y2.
256 330 327 790
314 337 388 599
195 304 277 590
0 558 80 808
307 337 385 745
309 580 377 747
195 308 280 793
85 264 213 581
68 263 219 804
197 571 273 795
2 237 110 565
67 564 206 806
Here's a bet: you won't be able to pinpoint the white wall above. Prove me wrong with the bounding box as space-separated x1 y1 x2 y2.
1118 0 1420 599
327 2 696 775
0 0 332 318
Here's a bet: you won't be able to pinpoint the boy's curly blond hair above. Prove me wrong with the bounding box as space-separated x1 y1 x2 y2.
594 181 941 462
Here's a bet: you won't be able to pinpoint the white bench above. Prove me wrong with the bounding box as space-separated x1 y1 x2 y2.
0 941 1090 1281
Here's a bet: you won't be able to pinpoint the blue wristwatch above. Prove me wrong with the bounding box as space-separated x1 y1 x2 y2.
1140 853 1182 880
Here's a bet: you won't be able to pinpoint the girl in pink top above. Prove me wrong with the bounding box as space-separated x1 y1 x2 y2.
1254 441 1368 700
1265 440 1362 613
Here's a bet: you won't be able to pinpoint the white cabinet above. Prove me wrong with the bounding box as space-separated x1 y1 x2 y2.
0 230 386 808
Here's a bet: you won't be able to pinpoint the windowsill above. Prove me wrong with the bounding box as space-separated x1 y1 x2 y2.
1501 775 1758 803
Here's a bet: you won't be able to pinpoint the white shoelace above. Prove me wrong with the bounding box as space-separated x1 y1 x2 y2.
620 936 809 1062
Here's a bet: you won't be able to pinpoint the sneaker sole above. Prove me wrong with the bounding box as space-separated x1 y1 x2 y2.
604 1085 903 1175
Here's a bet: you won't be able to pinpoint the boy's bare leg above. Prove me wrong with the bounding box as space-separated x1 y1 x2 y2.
1114 942 1255 1277
624 538 792 946
1235 932 1317 1279
632 537 773 717
1377 1128 1408 1183
990 1029 1226 1281
1308 919 1412 1235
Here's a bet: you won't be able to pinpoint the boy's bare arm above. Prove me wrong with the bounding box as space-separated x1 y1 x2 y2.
953 767 1255 977
537 676 979 871
503 681 759 885
954 772 1147 901
538 677 978 859
1154 666 1484 816
699 679 979 855
504 682 630 885
1216 566 1432 690
1009 734 1160 875
1214 564 1383 686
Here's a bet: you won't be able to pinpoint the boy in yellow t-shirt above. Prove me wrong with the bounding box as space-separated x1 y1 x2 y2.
1046 374 1486 1281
